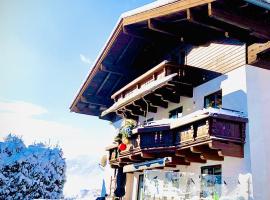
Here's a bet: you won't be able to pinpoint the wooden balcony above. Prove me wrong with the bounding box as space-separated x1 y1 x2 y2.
101 60 220 120
173 111 247 163
107 109 247 169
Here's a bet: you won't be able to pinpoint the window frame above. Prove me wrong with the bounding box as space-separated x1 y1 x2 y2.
136 174 144 200
200 165 222 198
204 90 222 109
169 106 183 119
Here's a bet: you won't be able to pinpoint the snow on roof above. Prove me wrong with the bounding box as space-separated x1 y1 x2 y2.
121 0 179 18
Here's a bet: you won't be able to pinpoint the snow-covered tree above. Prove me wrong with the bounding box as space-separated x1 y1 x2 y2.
0 134 66 199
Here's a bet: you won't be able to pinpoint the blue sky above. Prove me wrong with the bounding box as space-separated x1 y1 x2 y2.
0 0 154 196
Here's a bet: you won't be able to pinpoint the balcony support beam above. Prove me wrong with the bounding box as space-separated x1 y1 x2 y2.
210 140 244 158
191 145 224 161
145 94 168 108
176 149 206 163
154 87 181 104
170 156 190 166
134 99 158 113
140 152 155 159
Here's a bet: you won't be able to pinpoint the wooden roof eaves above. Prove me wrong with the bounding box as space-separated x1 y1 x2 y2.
123 0 216 26
70 19 124 112
70 0 217 114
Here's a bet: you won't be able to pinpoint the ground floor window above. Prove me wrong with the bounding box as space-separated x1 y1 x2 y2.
137 174 144 200
201 165 222 198
133 167 252 199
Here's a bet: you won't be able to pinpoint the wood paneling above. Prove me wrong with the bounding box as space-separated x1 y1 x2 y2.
186 39 246 73
248 41 270 64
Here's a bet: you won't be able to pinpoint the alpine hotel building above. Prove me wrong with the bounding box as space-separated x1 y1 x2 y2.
71 0 270 199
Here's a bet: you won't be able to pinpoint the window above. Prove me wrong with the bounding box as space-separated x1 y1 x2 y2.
169 107 183 119
143 118 154 125
201 165 222 198
204 90 222 109
137 174 144 200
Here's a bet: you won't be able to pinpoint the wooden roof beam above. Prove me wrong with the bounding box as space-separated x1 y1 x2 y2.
95 72 112 95
100 62 129 75
123 26 151 41
187 8 228 37
115 37 134 64
183 5 261 42
108 76 123 96
209 3 270 40
80 96 111 107
75 105 102 116
147 19 182 39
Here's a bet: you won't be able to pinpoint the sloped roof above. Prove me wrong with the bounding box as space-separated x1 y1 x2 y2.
70 0 270 121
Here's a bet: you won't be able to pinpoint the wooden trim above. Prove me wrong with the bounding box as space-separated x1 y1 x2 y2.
111 60 173 99
123 0 215 26
248 41 270 64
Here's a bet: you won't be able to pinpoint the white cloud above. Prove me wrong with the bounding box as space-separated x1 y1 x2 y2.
0 100 47 117
80 54 92 65
0 100 114 158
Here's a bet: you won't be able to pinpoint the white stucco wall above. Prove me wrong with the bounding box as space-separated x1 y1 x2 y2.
124 66 256 200
245 65 270 200
140 66 249 124
111 65 270 199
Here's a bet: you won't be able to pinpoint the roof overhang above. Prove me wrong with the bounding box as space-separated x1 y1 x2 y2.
70 0 270 121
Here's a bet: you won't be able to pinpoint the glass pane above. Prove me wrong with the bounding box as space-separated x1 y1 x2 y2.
140 170 251 200
169 107 183 119
137 174 144 200
204 90 222 109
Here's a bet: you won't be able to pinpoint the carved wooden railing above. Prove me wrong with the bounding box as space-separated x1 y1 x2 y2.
107 112 247 167
133 130 175 149
175 117 246 146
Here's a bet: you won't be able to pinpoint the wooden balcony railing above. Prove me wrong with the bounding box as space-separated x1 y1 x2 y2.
107 109 247 168
175 117 245 146
101 60 221 119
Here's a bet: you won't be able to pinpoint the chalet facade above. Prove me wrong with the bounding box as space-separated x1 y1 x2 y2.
71 0 270 199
